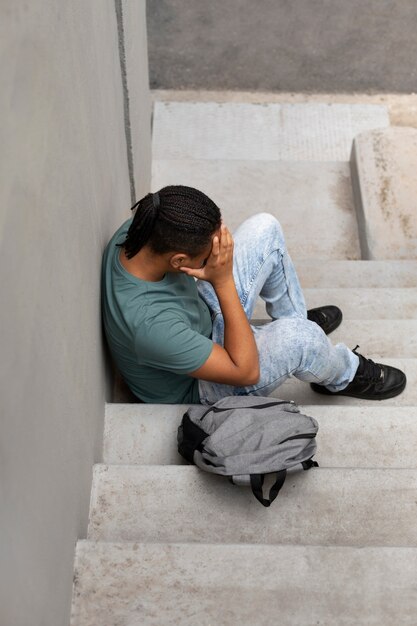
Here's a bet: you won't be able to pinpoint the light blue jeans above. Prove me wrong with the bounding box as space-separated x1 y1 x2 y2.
197 213 359 405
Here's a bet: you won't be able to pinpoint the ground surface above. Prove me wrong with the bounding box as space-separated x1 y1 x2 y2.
147 0 417 93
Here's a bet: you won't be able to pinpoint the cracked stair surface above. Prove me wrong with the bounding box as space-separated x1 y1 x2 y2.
104 403 417 467
71 541 417 626
87 465 417 546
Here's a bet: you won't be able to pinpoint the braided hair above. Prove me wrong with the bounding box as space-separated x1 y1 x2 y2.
118 185 222 259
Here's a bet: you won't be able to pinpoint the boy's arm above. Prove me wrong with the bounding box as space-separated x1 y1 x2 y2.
181 225 260 386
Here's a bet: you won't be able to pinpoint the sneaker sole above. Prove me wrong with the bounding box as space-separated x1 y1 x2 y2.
310 376 407 401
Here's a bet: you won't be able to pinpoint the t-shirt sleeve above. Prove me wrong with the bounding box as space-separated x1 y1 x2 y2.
134 311 214 375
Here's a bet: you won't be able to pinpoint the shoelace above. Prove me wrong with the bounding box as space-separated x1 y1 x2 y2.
352 345 383 382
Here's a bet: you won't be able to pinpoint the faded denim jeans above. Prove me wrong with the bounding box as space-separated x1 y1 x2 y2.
197 213 359 405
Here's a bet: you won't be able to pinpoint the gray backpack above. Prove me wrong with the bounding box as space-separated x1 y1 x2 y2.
177 395 319 507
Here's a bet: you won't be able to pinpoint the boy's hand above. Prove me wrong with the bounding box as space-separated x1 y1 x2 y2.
179 224 234 289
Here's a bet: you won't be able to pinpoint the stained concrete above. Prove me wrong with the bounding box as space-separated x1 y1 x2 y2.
147 0 417 93
103 403 417 467
71 541 417 626
88 464 417 546
351 127 417 259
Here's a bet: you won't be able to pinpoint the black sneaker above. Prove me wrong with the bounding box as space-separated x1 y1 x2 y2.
310 347 407 400
307 305 343 335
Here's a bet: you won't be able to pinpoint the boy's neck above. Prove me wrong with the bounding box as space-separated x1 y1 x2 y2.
119 246 168 282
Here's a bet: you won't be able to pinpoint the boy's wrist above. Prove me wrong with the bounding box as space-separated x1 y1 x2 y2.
212 275 236 292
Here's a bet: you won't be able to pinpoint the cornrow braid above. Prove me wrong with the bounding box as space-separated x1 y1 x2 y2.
116 192 157 259
117 185 222 259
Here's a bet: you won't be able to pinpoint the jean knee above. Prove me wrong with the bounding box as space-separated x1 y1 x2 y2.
263 318 321 367
298 320 333 370
246 212 287 253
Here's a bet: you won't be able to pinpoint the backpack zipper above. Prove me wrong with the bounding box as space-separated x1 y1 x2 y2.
280 433 316 444
197 400 293 421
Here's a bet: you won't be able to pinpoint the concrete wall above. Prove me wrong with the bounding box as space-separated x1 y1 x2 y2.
0 2 151 625
147 0 417 92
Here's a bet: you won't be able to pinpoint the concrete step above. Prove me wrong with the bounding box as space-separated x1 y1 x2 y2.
295 259 417 288
104 403 417 468
308 319 417 358
152 159 361 259
351 127 417 259
88 465 417 546
253 288 417 319
152 101 389 161
71 540 417 626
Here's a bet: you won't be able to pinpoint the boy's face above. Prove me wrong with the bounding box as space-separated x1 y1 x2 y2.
170 227 222 271
192 226 222 268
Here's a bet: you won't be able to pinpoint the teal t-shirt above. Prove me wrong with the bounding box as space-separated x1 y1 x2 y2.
101 219 214 403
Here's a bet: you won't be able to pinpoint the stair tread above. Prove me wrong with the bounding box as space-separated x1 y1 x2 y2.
71 540 417 626
296 259 417 288
152 159 361 259
87 465 417 546
152 101 389 161
309 319 417 357
253 287 417 319
104 403 417 467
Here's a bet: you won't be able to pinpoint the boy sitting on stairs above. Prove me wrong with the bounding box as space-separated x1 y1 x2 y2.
101 185 406 405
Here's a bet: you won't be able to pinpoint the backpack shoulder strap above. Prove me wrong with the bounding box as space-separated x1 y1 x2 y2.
250 471 287 507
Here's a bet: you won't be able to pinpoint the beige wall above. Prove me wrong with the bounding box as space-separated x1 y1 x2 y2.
0 2 151 625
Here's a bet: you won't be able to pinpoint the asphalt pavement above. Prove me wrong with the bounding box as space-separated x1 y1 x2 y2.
147 0 417 93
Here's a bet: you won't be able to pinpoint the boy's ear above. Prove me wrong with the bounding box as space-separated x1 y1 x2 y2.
170 253 189 269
